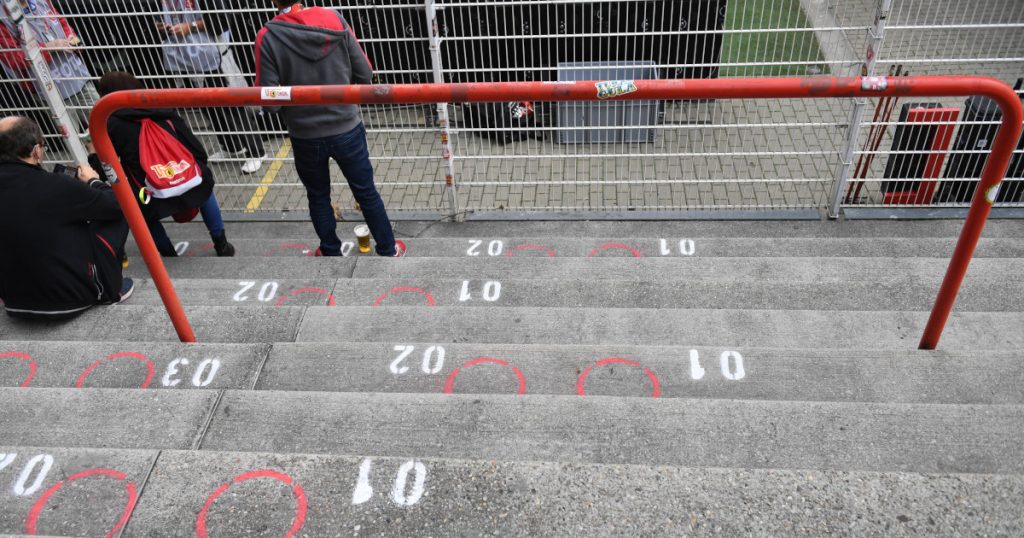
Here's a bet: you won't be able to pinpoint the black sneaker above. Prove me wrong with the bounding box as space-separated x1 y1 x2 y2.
116 278 135 304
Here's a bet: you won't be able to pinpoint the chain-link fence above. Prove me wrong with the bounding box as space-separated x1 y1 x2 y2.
1 0 1021 216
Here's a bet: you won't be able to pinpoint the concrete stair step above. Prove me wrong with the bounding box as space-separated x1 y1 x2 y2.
159 219 1024 239
295 307 1024 350
408 220 1024 239
351 256 1023 282
125 236 1024 258
125 257 355 279
6 388 1014 474
0 388 215 450
0 341 267 389
256 343 1024 404
1 447 1019 536
125 255 1024 281
324 277 1023 311
199 391 1024 473
0 306 303 343
114 276 1022 311
128 279 339 307
3 340 1016 404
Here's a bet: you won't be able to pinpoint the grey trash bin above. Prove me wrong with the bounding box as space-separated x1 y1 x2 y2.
557 61 660 144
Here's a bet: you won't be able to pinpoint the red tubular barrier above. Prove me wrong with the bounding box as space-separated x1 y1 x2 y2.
89 77 1023 347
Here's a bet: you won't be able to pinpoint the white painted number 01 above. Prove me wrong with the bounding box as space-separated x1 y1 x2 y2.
459 281 501 302
689 350 745 381
351 458 426 507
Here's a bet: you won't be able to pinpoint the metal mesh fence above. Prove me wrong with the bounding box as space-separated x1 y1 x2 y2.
1 0 1021 215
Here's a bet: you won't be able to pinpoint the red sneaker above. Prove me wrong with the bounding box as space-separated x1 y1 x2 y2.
393 239 407 257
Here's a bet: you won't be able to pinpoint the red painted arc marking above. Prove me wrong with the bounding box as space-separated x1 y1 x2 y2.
589 243 643 258
372 286 437 307
506 244 556 257
25 468 137 538
185 242 215 257
263 243 311 257
274 288 337 307
0 352 37 387
576 357 661 398
444 357 527 395
75 352 154 389
196 469 307 538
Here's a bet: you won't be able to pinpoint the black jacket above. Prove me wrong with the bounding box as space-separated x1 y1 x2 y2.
106 107 214 219
0 161 123 315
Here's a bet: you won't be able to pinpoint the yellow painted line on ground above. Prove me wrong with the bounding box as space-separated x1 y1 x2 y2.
245 140 292 212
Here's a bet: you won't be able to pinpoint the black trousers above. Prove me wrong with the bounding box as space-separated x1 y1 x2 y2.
5 217 128 321
90 216 130 306
183 70 265 157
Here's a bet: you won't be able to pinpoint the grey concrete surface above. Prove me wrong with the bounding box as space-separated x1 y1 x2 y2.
121 450 1024 537
326 277 1024 311
295 307 1024 351
257 343 1024 405
200 391 1024 473
160 219 1024 239
0 389 217 449
0 306 304 344
125 279 338 307
126 236 1024 258
0 342 267 389
0 447 157 538
124 257 356 280
350 256 1024 283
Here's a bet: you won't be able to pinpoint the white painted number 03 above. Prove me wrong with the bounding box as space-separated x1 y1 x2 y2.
161 358 222 387
391 345 445 374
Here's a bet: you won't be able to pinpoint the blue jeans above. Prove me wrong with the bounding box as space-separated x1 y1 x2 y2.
290 123 396 256
149 192 226 254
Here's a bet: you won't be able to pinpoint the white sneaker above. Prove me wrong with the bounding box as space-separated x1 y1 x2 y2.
241 153 267 174
209 149 245 161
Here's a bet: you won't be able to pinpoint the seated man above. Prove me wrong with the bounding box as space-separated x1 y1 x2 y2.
0 116 133 319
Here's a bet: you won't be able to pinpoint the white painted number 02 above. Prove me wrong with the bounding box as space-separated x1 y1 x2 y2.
466 239 504 256
234 281 279 302
391 345 445 374
0 453 54 497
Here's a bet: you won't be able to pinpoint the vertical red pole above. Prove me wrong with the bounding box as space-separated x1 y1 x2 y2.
90 111 196 343
918 86 1023 349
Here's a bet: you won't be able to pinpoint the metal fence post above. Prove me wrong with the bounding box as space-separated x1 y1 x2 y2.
2 0 88 164
424 0 461 221
828 0 892 218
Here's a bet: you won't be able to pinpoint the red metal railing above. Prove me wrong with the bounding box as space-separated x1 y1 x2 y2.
89 76 1024 348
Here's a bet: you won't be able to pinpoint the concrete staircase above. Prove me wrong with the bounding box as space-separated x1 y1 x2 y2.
1 219 1022 536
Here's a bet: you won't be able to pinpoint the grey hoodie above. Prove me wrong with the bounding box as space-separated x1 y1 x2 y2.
255 5 372 139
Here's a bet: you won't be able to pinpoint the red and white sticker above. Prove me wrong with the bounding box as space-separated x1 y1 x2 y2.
261 87 292 101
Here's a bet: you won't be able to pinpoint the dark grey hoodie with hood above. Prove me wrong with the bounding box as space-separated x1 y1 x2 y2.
255 4 372 139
